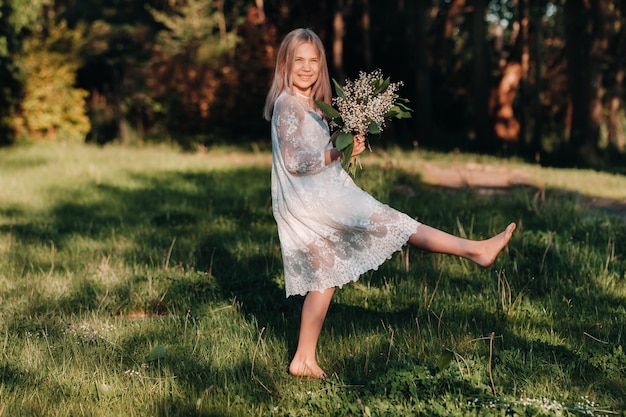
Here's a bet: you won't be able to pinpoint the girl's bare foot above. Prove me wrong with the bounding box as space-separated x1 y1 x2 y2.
289 357 326 379
472 222 516 267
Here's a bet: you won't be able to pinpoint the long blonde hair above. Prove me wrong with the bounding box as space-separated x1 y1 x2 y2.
263 28 332 121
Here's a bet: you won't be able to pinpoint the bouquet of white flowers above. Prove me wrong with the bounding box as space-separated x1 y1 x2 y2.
315 69 412 175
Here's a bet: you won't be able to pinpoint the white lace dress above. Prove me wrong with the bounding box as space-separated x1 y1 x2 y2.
271 92 421 297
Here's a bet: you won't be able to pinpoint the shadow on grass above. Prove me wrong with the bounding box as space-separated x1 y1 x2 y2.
1 164 625 412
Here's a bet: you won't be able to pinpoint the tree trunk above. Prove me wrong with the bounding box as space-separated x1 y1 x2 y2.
412 0 432 143
519 0 530 153
332 1 346 83
588 0 610 156
0 0 22 145
564 0 589 159
564 0 607 163
433 0 466 77
255 0 265 22
490 2 525 149
360 0 372 70
492 62 522 142
530 4 545 161
472 0 493 151
606 4 625 158
607 76 624 154
112 66 126 144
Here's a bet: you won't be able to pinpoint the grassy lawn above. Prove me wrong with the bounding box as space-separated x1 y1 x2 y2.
1 142 625 416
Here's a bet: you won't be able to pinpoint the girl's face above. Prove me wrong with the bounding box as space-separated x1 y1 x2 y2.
291 42 320 97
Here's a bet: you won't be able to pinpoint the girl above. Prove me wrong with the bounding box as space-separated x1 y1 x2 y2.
263 28 516 379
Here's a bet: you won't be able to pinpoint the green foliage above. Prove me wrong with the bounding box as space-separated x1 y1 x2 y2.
79 20 152 144
1 0 52 32
148 0 240 64
102 0 250 146
1 0 56 144
0 144 625 415
15 21 90 141
2 0 626 161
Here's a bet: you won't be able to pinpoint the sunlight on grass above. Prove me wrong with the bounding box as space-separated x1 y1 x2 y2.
0 142 624 416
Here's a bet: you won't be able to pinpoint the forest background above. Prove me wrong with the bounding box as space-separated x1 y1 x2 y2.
1 0 626 169
2 2 626 415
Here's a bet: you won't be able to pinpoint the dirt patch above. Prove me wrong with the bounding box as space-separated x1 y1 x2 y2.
417 162 626 221
420 162 538 189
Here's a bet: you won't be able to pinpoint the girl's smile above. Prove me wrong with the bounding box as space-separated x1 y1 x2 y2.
291 42 320 97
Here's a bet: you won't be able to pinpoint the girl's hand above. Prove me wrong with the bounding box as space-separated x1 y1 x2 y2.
351 134 367 157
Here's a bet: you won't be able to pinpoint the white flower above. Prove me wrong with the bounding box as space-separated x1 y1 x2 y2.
315 69 411 175
333 70 404 135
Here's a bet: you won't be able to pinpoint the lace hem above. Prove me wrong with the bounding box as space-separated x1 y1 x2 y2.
284 220 420 297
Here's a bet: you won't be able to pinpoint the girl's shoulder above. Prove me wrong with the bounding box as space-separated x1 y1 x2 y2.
275 92 305 115
276 91 297 106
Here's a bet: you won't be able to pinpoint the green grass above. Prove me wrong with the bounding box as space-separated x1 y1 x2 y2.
1 142 625 416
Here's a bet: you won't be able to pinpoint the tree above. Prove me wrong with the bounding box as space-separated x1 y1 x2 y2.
0 0 21 145
149 0 239 64
57 0 168 144
15 21 90 141
489 1 524 149
411 0 433 143
214 3 277 137
564 0 609 163
331 0 350 83
359 0 372 70
472 0 494 151
0 0 53 145
433 0 467 77
605 1 625 160
79 21 151 144
3 0 624 165
428 0 472 147
149 0 240 140
528 2 546 160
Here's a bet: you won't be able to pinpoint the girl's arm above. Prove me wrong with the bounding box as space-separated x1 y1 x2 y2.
276 95 335 175
324 148 341 165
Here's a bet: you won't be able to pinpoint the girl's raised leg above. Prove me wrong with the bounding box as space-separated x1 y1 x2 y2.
407 223 516 267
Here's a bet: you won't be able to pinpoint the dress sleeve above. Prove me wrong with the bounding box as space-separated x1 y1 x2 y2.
274 95 328 175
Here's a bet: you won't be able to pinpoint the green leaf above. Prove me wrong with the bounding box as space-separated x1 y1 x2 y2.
372 77 390 95
145 344 168 362
394 99 413 113
335 132 354 151
314 100 341 120
341 145 353 170
396 101 413 112
367 120 381 135
384 107 400 119
345 156 359 177
396 97 411 105
385 105 412 119
437 348 454 371
332 78 345 98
